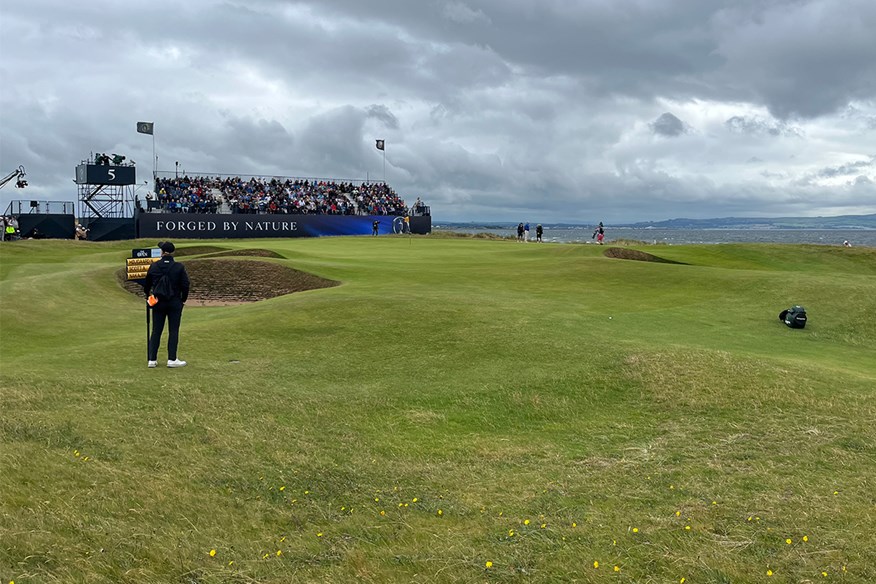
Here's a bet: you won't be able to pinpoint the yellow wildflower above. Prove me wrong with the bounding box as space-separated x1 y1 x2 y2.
593 560 599 569
209 549 216 557
524 519 530 525
485 561 493 568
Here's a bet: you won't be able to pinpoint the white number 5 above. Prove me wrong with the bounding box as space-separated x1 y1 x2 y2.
108 168 116 181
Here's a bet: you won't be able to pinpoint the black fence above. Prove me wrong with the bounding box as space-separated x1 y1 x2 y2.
4 200 76 215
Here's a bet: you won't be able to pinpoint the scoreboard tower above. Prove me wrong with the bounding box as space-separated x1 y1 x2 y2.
75 157 137 218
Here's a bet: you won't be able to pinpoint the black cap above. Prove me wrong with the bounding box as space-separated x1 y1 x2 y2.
158 241 175 253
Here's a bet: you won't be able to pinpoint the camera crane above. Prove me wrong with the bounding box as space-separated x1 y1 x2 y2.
0 166 27 190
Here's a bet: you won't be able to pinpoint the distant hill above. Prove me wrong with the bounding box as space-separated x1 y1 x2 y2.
436 214 876 230
617 214 876 229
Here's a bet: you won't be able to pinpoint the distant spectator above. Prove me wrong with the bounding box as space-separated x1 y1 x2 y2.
517 223 524 242
593 222 605 245
536 224 543 242
524 222 530 242
372 219 379 236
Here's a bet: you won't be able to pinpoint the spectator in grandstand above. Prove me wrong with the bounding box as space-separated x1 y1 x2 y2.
148 176 410 218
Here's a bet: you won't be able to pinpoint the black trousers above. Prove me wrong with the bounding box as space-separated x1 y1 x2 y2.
149 299 184 361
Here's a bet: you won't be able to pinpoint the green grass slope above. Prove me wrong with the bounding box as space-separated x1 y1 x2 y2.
1 237 875 583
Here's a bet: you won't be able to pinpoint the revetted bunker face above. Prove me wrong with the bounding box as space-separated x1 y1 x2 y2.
602 247 684 264
119 251 339 305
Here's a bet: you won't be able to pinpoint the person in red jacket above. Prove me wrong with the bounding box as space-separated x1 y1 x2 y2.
144 241 191 368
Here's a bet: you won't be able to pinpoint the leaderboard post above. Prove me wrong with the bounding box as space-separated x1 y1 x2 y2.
126 248 161 281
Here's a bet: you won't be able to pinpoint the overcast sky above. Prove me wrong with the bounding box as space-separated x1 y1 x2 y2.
2 0 875 223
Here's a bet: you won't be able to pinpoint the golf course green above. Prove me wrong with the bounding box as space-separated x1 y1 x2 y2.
1 236 874 583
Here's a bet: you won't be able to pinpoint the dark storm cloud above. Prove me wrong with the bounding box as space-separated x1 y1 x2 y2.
650 113 688 137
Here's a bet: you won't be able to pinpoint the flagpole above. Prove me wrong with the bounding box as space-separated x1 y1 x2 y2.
382 148 386 183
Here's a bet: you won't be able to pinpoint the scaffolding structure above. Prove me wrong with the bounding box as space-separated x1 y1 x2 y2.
75 157 136 219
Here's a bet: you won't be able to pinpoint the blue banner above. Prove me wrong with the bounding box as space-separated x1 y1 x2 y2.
137 214 431 239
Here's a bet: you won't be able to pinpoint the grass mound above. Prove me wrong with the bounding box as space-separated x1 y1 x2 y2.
118 259 338 304
603 246 684 264
201 248 286 259
171 245 231 257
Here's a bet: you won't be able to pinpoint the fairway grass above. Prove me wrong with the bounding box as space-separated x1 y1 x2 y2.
1 237 875 583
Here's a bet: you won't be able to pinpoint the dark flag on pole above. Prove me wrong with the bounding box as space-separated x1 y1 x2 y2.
137 122 154 135
375 139 385 151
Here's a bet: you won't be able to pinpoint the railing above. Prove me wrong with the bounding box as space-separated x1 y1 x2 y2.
4 200 76 215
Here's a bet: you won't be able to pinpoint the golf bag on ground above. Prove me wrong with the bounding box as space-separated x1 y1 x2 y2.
779 305 807 329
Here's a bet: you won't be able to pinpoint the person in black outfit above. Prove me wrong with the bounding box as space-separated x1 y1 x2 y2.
144 241 190 368
372 219 380 236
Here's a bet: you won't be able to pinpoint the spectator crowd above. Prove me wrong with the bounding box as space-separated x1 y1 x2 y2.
151 176 420 216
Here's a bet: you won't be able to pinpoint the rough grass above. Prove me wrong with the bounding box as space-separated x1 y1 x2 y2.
1 237 875 583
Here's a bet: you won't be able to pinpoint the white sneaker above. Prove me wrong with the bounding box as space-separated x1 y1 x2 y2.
148 361 158 368
167 359 187 368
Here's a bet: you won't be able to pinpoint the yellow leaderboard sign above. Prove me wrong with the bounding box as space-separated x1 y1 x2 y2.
126 257 159 280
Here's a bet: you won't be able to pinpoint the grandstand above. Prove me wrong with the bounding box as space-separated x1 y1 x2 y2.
149 174 428 218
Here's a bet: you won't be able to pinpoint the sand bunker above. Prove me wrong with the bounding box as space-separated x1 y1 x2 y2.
119 258 338 305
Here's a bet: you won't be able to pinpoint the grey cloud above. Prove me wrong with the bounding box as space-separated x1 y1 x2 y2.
711 1 876 118
725 116 803 137
442 2 491 25
366 105 400 130
650 113 688 137
816 157 875 179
